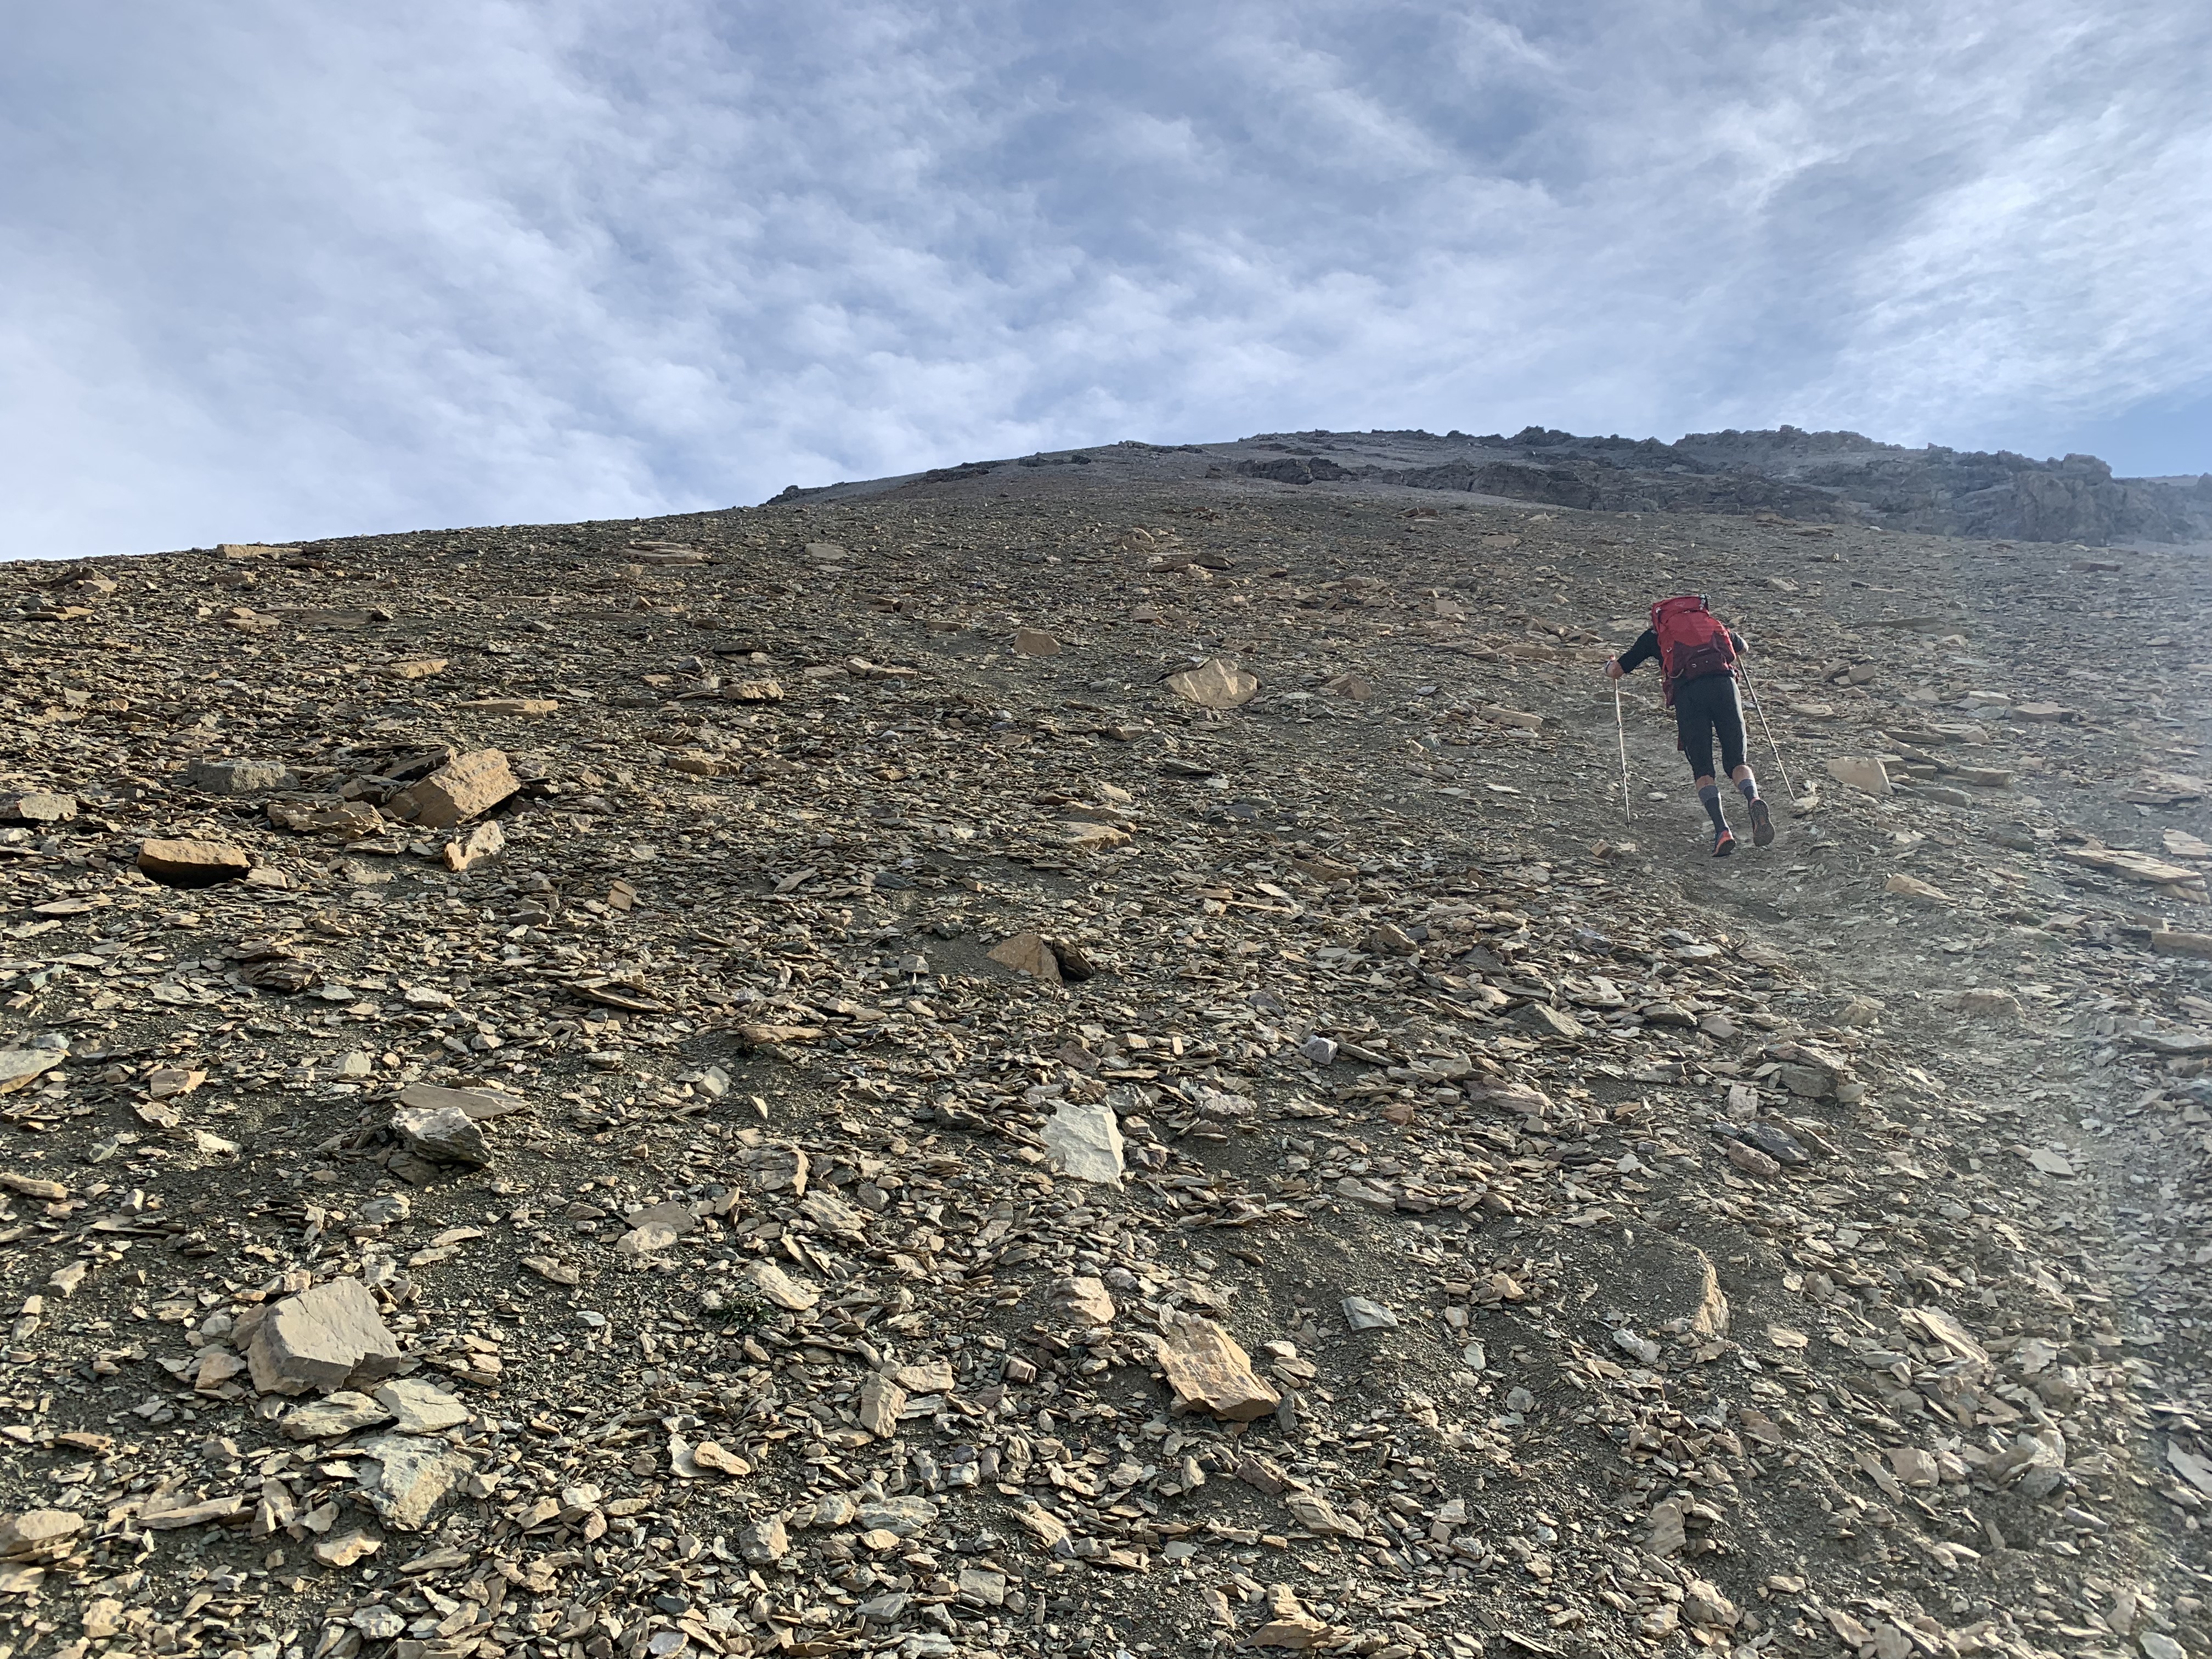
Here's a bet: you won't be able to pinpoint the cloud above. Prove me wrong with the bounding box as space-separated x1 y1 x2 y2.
3 0 2208 556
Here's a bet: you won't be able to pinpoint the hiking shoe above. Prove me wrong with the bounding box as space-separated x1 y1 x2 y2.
1712 828 1737 859
1748 796 1775 847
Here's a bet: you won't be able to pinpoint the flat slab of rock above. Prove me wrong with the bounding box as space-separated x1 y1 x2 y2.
0 793 77 823
1885 872 1952 905
442 820 506 871
1042 1097 1124 1184
0 1052 63 1097
1342 1296 1399 1331
1826 756 1892 796
182 759 294 794
354 1433 473 1531
856 1373 907 1437
386 749 517 830
280 1390 393 1440
1166 656 1259 709
246 1276 405 1396
1051 1275 1118 1326
392 1102 493 1167
1153 1315 1280 1421
987 931 1062 983
1519 1002 1587 1040
0 1509 83 1559
375 1377 469 1434
616 1198 701 1259
744 1260 818 1311
856 1495 938 1536
393 1082 528 1121
137 838 251 886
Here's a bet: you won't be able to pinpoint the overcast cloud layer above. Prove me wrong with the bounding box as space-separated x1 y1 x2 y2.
3 0 2208 557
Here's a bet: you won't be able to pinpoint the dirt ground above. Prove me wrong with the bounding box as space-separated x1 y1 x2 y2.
2 441 2209 1659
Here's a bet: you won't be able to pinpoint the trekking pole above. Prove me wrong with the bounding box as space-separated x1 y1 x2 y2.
1736 662 1797 803
1611 679 1632 822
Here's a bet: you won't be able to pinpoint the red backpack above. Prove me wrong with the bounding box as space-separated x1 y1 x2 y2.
1650 595 1736 705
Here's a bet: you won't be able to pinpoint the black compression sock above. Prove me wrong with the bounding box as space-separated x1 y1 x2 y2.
1698 784 1728 832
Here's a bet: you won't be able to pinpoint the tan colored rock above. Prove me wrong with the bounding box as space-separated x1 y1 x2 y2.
892 1357 955 1392
137 838 251 885
988 930 1062 983
0 1054 64 1098
269 799 386 838
1254 1613 1330 1649
246 1276 405 1396
0 1509 82 1560
386 749 517 830
689 1440 752 1476
1013 628 1062 656
1723 1138 1781 1178
2151 931 2212 960
387 658 448 680
313 1531 381 1568
0 793 77 823
1153 1315 1280 1420
1885 871 1952 905
1285 1491 1363 1537
1955 987 2024 1022
1681 1579 1740 1629
141 1494 249 1530
441 819 506 871
669 749 736 777
458 697 560 715
1059 820 1131 852
857 1373 907 1437
1051 1275 1118 1326
1166 656 1259 709
1825 756 1892 795
744 1260 818 1311
1484 704 1544 730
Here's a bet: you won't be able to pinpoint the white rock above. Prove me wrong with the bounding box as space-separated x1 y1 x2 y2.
1042 1097 1124 1184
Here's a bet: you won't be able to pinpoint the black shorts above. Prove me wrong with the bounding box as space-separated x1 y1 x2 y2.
1673 672 1746 780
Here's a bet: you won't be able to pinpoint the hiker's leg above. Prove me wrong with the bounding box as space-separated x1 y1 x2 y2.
1695 777 1728 833
1678 679 1734 840
1680 703 1728 832
1716 682 1751 793
1718 680 1775 844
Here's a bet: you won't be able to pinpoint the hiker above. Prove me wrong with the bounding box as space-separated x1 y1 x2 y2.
1606 595 1774 857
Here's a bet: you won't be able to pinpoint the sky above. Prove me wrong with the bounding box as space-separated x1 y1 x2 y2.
3 0 2208 557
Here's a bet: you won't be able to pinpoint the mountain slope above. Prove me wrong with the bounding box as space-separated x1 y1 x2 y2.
1 460 2209 1659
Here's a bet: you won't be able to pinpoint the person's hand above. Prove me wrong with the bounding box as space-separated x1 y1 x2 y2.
1605 657 1623 681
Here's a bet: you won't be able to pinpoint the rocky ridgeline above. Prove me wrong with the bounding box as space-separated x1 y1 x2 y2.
1204 428 2212 548
0 461 2209 1659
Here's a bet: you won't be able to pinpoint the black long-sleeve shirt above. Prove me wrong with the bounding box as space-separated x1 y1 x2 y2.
1617 625 1746 678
